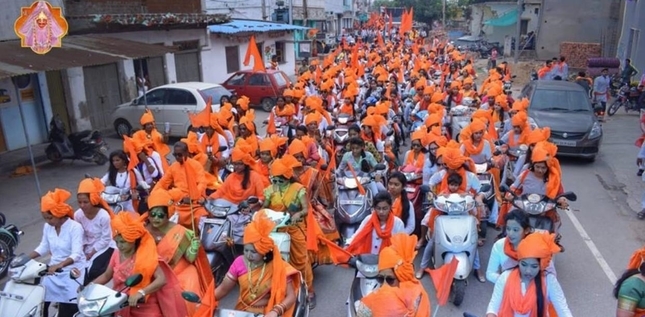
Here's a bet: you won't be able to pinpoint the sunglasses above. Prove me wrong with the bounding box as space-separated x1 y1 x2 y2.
376 275 397 286
271 177 287 185
411 143 422 148
150 211 166 219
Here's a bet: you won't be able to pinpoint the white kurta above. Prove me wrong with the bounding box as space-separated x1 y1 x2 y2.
101 170 145 213
34 219 86 303
352 214 406 254
73 208 116 264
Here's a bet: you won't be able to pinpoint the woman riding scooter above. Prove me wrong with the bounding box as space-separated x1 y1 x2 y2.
337 137 387 195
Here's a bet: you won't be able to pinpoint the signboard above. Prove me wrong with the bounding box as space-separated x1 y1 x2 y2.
14 1 69 54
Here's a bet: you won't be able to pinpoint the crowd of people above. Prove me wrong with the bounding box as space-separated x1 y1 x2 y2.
25 12 645 317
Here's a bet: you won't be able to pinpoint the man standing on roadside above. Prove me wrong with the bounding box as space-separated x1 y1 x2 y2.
593 68 611 120
490 48 498 69
622 58 639 85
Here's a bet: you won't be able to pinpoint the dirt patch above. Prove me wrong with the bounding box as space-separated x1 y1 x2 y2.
472 58 542 88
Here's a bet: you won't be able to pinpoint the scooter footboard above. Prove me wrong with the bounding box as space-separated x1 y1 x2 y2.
444 252 473 280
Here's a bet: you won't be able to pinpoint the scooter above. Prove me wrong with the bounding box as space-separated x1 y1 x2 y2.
475 163 496 237
399 164 424 233
101 186 133 214
200 197 258 283
345 253 381 317
0 253 63 316
335 164 386 244
432 193 479 307
450 105 475 142
45 115 109 165
0 212 23 278
328 113 356 162
502 184 577 234
499 144 528 187
411 110 429 132
71 272 143 316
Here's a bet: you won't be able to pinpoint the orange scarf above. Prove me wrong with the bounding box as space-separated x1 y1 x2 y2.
404 151 425 169
503 238 519 261
391 196 403 219
346 211 395 256
499 269 548 317
462 139 485 156
508 129 529 148
440 168 468 192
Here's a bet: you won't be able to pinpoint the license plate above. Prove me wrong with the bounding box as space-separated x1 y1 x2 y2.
339 200 363 205
405 186 416 193
0 291 25 301
551 139 576 147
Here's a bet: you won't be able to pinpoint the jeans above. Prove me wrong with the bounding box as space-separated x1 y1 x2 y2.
419 238 481 270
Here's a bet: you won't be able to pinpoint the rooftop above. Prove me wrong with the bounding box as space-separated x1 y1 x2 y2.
208 19 310 34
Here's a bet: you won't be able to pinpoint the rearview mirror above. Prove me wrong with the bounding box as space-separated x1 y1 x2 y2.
480 184 492 194
386 130 394 137
131 99 138 106
84 173 92 179
262 120 269 125
320 164 328 171
374 163 386 171
217 146 228 152
420 185 431 192
181 291 201 304
326 125 336 130
247 196 259 205
125 274 143 287
559 192 577 202
512 75 517 79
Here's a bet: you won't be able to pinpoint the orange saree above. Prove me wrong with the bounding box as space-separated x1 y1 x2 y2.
236 261 301 317
156 225 213 316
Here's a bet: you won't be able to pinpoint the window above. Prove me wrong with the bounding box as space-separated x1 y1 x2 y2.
225 46 240 73
248 74 269 86
520 19 529 35
530 89 591 112
140 89 167 105
273 72 288 87
275 41 286 63
167 89 197 105
226 73 247 86
200 86 232 104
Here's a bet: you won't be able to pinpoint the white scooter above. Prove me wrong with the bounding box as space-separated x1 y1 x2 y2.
432 193 479 307
0 253 63 316
181 208 309 317
71 272 143 316
345 254 380 317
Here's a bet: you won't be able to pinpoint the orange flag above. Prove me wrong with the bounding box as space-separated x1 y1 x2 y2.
193 279 218 317
346 163 366 196
243 35 266 72
318 235 353 265
426 257 459 306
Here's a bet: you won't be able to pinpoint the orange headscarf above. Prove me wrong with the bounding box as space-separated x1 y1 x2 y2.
231 139 256 167
440 148 473 192
360 281 431 317
287 139 308 158
530 144 561 199
259 138 278 158
122 135 140 171
111 212 158 297
627 247 645 270
517 232 561 271
243 212 290 316
147 188 183 217
78 178 115 218
140 109 155 126
270 158 294 179
462 119 488 156
40 188 74 219
526 127 551 145
509 111 530 146
378 233 418 283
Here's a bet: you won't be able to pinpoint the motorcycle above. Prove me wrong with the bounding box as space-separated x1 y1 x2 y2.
475 163 496 237
502 184 577 234
0 212 23 278
432 193 479 306
335 164 386 243
450 105 476 142
608 83 644 116
328 113 356 162
45 115 109 165
344 254 380 317
501 144 528 187
201 197 258 283
71 272 143 317
0 253 63 316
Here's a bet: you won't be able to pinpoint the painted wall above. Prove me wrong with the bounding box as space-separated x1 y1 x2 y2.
202 32 296 84
469 2 540 45
617 0 644 79
0 75 49 150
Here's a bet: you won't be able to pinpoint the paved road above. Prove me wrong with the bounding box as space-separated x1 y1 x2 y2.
3 110 643 316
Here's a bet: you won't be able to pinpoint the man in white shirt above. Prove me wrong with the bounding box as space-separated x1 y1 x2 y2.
593 68 611 119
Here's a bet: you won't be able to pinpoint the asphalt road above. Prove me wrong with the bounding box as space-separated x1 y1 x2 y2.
3 109 642 316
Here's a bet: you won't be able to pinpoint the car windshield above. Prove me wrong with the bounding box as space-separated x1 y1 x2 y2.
199 86 231 104
530 89 592 112
273 72 288 87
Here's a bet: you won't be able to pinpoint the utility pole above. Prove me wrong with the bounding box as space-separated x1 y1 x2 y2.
288 0 293 25
442 0 446 28
513 0 524 63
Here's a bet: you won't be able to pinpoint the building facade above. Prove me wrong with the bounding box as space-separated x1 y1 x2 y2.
617 0 644 77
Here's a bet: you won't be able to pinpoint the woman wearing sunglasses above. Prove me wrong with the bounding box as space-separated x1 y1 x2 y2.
262 156 317 308
355 233 431 317
145 188 213 316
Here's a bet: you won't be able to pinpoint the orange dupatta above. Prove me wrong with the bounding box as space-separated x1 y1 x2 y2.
391 196 404 219
499 269 548 317
343 212 395 261
236 261 301 317
404 151 425 169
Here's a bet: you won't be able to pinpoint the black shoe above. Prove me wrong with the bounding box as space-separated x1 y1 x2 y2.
638 169 643 177
308 293 316 310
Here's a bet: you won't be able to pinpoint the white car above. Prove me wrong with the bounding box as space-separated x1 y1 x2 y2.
111 82 232 138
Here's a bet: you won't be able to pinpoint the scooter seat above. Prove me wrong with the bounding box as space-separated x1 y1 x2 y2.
69 130 93 142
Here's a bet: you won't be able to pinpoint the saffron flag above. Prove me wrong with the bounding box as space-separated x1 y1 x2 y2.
243 35 266 72
426 257 459 306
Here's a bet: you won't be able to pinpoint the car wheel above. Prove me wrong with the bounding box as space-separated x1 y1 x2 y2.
261 98 276 112
114 119 132 137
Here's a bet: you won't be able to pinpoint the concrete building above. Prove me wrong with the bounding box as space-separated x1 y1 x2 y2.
0 0 228 152
468 0 622 60
616 0 644 79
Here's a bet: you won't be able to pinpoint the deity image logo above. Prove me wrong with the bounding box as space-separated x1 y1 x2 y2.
14 1 69 55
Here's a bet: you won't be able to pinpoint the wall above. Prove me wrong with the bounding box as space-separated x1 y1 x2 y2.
63 0 202 16
535 0 620 60
469 2 540 44
0 75 49 150
617 0 644 77
204 0 264 19
0 0 64 41
202 32 296 84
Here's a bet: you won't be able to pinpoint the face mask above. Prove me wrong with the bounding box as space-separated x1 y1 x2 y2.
270 177 287 186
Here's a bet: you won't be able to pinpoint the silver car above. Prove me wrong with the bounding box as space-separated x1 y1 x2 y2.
110 82 232 138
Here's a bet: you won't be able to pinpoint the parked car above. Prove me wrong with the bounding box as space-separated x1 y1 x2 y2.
520 80 602 161
111 82 232 138
221 69 291 112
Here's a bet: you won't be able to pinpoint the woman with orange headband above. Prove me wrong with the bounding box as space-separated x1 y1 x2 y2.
145 189 213 316
485 232 572 317
215 212 300 317
614 246 645 316
356 233 431 317
88 212 187 317
30 189 86 317
76 178 115 284
132 109 171 170
209 140 265 205
262 156 317 307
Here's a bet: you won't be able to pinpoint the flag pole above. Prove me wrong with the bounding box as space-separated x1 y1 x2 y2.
432 304 440 317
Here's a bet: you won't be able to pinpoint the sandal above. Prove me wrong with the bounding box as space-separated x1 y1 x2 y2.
415 269 425 280
475 270 486 283
478 238 485 247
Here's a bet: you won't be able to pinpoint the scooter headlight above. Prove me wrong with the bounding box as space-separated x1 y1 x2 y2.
8 266 24 280
78 296 107 316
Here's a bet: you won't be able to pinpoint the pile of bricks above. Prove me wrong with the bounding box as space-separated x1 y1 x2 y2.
560 42 602 69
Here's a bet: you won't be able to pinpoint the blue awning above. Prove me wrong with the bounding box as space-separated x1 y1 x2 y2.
208 19 311 34
483 9 518 27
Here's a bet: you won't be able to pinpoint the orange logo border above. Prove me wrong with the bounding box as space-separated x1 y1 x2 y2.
14 1 69 55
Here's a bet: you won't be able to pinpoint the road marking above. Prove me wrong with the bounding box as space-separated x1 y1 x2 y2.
563 208 617 284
